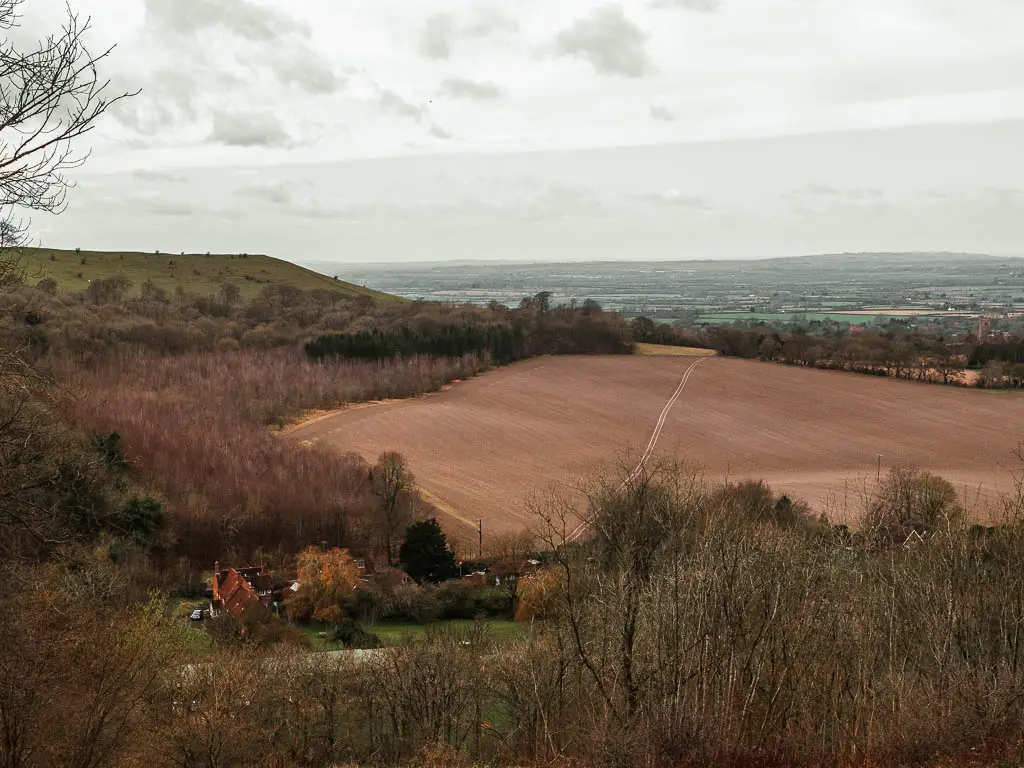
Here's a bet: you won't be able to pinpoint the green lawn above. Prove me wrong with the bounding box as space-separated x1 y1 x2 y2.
371 619 524 645
299 619 526 650
170 597 526 654
167 597 214 655
298 623 342 651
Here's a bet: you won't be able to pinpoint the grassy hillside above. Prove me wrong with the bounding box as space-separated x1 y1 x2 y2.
17 247 398 301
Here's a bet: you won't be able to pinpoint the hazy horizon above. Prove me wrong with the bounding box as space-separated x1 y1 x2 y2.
300 248 1024 268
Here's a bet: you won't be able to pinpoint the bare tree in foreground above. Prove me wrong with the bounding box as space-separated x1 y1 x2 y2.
0 0 136 277
0 0 132 549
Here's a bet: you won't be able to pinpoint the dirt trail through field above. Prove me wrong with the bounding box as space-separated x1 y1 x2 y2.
566 355 711 542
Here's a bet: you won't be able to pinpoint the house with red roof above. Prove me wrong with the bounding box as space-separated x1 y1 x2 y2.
209 561 274 621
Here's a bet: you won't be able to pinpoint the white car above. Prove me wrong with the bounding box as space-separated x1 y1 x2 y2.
189 609 204 622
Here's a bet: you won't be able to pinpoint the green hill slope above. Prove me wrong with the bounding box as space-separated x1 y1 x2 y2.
17 248 398 302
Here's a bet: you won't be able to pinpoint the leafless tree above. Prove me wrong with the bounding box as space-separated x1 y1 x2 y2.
370 450 416 565
358 625 490 762
0 0 136 276
863 465 965 546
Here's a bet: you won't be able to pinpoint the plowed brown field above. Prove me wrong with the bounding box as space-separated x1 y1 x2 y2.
285 354 1024 533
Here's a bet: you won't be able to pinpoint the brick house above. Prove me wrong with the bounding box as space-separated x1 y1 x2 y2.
210 562 274 621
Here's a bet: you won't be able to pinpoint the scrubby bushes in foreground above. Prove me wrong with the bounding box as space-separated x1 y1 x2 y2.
5 458 1024 766
508 460 1024 766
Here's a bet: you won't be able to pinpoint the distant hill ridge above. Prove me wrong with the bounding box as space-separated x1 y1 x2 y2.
18 247 398 302
314 252 1021 270
770 251 1014 264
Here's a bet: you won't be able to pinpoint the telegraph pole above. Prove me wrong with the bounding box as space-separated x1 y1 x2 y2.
477 518 483 559
876 453 883 481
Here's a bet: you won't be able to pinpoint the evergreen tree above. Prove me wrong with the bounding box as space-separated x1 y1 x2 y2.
399 518 458 584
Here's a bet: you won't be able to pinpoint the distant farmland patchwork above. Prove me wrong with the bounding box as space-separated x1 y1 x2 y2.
695 312 883 325
693 310 981 325
286 354 1024 533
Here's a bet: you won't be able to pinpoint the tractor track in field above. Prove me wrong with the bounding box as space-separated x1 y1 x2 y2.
565 355 711 543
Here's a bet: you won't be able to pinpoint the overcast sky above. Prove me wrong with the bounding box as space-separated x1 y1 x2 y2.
17 0 1024 261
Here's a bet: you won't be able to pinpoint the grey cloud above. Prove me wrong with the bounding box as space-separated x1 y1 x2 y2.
144 0 310 41
141 67 203 118
210 111 293 147
421 14 456 60
440 77 502 100
299 204 351 220
262 50 345 95
782 183 842 203
111 101 173 134
783 185 887 212
233 181 349 219
520 183 604 221
235 181 297 205
787 184 885 202
375 86 459 140
919 188 1012 205
133 169 186 183
378 89 425 121
636 190 714 210
980 187 1024 203
215 43 346 109
135 198 202 217
121 190 242 220
555 5 651 78
308 183 603 226
650 0 722 12
429 123 454 140
111 66 222 132
650 104 675 122
465 9 519 37
420 9 518 60
121 0 335 140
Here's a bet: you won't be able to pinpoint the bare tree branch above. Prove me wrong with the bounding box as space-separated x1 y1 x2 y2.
0 0 137 257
